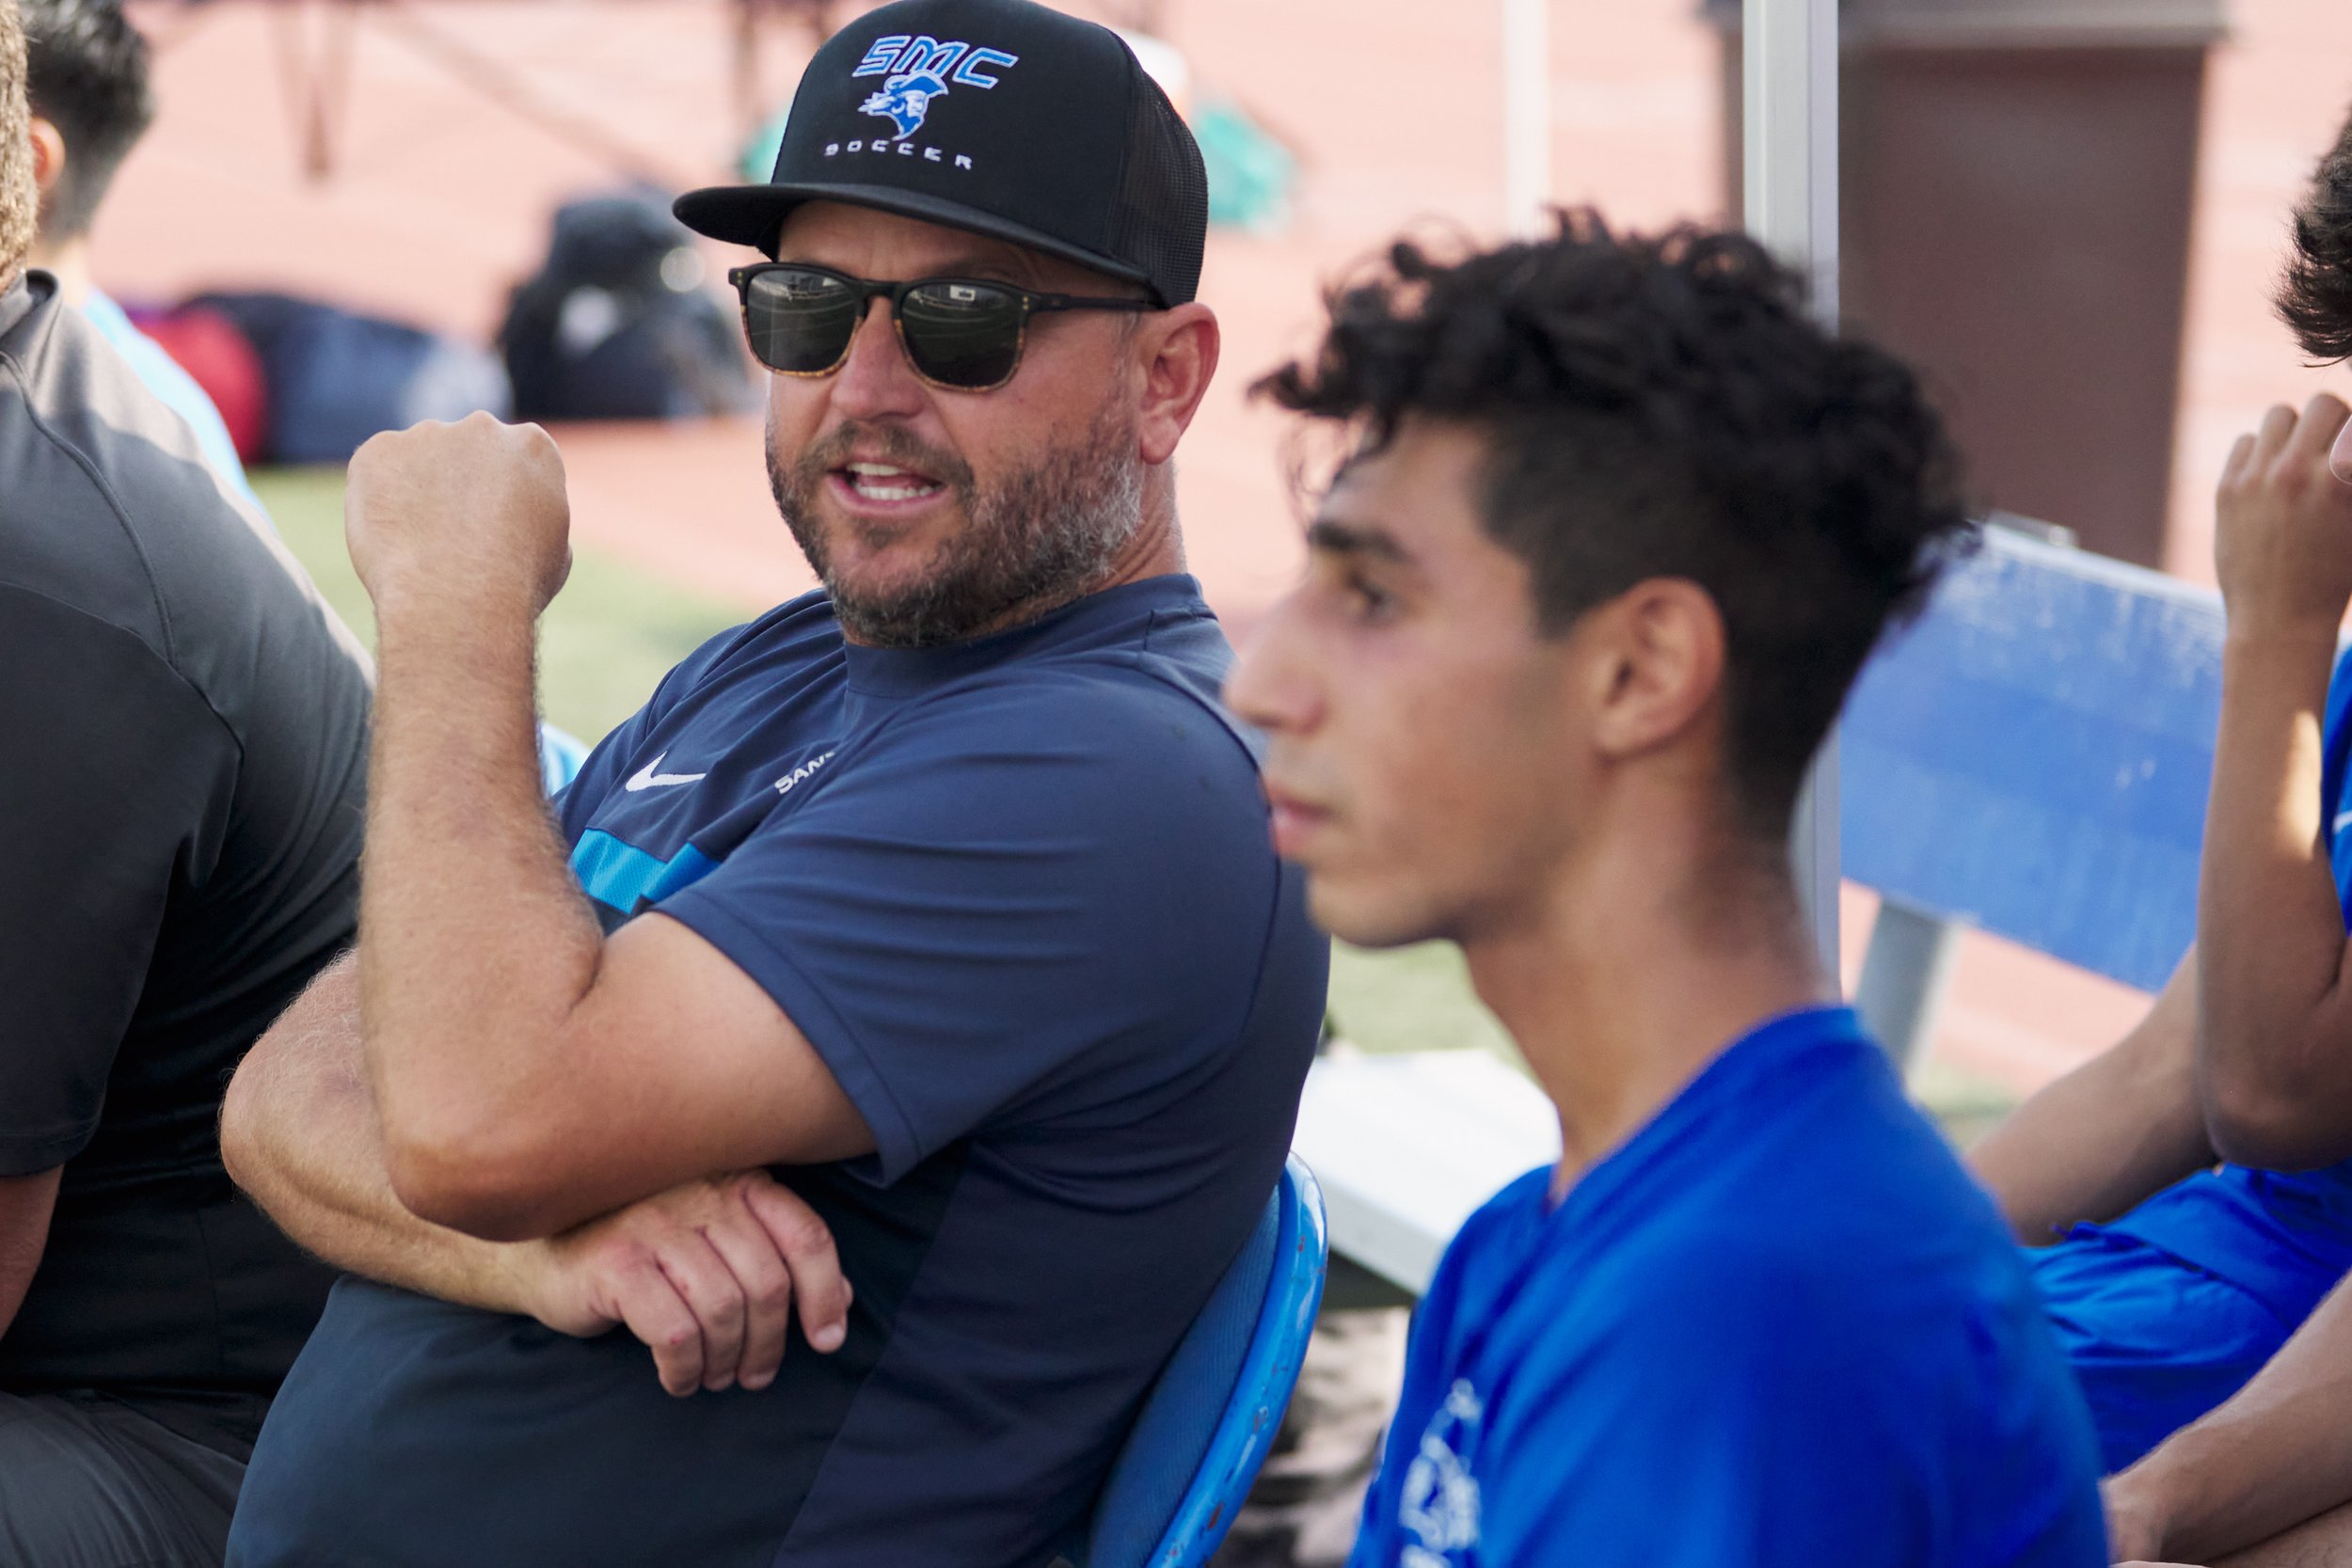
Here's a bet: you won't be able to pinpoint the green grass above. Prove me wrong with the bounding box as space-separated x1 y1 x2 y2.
1327 941 1519 1061
254 466 2016 1139
252 467 750 745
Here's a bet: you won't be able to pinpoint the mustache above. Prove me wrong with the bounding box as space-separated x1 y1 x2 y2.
791 422 977 494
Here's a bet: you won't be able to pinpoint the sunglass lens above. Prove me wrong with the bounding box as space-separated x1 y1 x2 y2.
743 267 862 374
900 281 1025 388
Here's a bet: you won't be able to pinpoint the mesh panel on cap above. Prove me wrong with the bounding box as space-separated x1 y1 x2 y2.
1111 74 1208 307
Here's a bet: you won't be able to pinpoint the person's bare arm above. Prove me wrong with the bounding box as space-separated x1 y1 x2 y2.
2113 1507 2352 1568
2208 1499 2352 1566
340 418 872 1243
1969 953 2213 1243
2197 395 2352 1168
222 954 851 1395
0 1166 61 1339
2105 1271 2352 1565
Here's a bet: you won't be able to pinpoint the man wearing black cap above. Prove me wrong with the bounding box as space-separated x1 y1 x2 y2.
216 1 1325 1563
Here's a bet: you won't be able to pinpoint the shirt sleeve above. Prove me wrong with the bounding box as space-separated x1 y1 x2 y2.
656 673 1279 1182
0 587 237 1175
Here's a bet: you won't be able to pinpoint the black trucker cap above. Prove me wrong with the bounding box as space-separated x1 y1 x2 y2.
674 0 1209 307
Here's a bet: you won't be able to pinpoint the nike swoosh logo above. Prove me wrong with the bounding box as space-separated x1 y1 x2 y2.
624 752 707 792
2336 809 2352 834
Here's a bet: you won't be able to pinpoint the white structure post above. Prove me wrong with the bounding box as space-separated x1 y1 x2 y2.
1502 0 1551 235
1742 0 1843 976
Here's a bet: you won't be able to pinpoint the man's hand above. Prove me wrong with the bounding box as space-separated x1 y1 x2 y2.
344 413 573 622
2216 394 2352 640
514 1170 851 1398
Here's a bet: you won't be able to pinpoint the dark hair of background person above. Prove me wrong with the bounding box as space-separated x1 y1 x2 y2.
20 0 151 242
2280 110 2352 360
0 0 33 279
1255 208 1975 843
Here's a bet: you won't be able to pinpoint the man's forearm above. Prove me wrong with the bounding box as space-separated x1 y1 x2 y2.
2109 1273 2352 1564
2196 628 2352 1164
223 958 540 1316
360 587 611 1232
0 1166 61 1340
1969 954 2213 1242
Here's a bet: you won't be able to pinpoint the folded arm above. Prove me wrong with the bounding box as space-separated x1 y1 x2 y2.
222 954 851 1395
2196 396 2352 1169
340 417 871 1243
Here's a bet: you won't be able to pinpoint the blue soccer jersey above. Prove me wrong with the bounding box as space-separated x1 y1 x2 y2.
229 576 1327 1568
1348 1008 2106 1568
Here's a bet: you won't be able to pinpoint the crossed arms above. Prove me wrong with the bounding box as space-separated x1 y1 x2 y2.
222 419 860 1393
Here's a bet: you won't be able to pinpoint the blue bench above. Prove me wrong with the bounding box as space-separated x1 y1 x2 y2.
1844 519 2223 1060
1294 518 2229 1294
1082 1155 1328 1567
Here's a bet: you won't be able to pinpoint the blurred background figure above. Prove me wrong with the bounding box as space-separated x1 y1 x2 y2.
499 184 755 422
23 0 261 505
0 0 373 1560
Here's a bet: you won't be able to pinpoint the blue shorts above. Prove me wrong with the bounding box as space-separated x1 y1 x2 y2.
2025 1227 2295 1474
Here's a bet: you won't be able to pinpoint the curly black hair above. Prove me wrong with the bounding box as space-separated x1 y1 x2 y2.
2280 111 2352 362
1257 209 1974 840
22 0 151 243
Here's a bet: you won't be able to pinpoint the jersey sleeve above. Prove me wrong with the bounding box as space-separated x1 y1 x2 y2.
0 587 238 1175
655 673 1280 1182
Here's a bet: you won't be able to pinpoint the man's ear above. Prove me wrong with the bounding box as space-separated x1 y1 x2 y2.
1134 302 1219 467
27 118 65 205
1581 578 1727 761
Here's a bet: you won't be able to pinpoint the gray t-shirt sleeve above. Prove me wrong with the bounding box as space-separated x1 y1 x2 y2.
0 585 236 1174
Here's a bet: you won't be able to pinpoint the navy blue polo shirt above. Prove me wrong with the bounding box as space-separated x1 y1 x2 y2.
1349 1008 2106 1567
228 575 1327 1568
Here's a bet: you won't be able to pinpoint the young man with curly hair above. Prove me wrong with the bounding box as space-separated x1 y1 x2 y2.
1226 213 2107 1567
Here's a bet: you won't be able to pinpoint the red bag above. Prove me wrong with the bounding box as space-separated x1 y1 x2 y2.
135 305 270 464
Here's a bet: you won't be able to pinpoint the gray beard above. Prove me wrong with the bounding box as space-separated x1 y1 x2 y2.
770 406 1146 649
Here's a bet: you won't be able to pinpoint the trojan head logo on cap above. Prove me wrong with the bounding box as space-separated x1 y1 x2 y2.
858 71 949 139
852 35 1022 142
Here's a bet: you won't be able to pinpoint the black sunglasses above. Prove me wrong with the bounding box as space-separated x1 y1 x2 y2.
728 261 1154 392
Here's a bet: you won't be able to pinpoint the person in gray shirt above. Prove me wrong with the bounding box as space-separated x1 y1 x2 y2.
0 1 371 1558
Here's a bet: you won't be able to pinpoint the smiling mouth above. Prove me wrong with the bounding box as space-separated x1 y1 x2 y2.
834 461 947 505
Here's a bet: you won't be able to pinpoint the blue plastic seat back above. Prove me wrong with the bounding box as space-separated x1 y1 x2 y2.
1841 524 2226 992
1083 1155 1328 1568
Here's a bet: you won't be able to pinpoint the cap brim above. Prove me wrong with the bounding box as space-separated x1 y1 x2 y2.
674 182 1159 302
